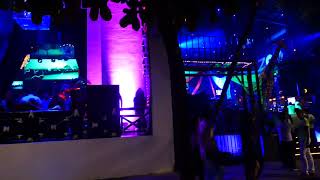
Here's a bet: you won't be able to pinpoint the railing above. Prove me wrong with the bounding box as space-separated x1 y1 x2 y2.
120 107 152 135
178 34 255 61
294 136 320 158
0 110 121 144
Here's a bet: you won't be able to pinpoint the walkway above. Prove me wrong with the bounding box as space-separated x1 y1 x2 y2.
105 161 320 180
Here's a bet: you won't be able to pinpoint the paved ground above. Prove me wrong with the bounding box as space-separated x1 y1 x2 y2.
225 161 320 180
105 161 320 180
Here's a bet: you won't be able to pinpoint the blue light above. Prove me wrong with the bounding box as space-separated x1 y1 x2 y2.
315 131 320 142
227 86 231 99
291 32 320 51
215 135 242 156
217 8 221 12
278 50 284 61
13 11 51 30
260 135 265 157
265 54 273 65
0 10 14 63
303 32 320 42
179 30 225 49
212 76 226 89
270 29 287 41
0 10 14 36
212 76 231 99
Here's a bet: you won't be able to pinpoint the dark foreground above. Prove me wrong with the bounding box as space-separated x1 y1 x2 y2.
105 161 320 180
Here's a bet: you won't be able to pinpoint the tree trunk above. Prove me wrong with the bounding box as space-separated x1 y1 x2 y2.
0 24 31 98
156 5 194 179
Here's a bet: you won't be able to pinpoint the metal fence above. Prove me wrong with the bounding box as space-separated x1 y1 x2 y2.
178 33 255 61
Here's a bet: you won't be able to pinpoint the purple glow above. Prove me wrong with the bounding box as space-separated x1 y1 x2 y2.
87 2 145 108
87 10 102 85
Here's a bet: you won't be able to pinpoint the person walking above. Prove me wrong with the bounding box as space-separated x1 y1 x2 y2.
295 108 315 176
196 115 223 180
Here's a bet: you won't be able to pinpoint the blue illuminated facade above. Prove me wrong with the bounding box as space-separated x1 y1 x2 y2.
13 11 51 30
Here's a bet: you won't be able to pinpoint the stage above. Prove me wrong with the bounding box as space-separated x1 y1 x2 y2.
0 26 175 180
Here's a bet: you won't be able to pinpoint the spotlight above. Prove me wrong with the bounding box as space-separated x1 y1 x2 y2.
38 59 42 63
217 8 221 12
265 27 269 30
233 14 236 17
51 59 56 62
293 48 297 52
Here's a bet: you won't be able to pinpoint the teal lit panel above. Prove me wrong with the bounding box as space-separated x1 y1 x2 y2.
185 71 199 75
24 59 79 80
25 59 79 71
42 72 79 80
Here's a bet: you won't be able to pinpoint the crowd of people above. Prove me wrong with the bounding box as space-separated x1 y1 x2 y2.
0 83 74 113
189 103 318 179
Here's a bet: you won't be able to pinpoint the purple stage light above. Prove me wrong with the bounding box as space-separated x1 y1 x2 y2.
87 10 102 85
87 2 145 108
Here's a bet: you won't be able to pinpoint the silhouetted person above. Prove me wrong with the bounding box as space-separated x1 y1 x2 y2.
1 90 16 112
277 107 296 170
134 88 146 132
19 93 42 111
196 115 223 180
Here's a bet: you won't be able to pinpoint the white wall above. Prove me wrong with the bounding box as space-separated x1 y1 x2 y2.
0 28 174 180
